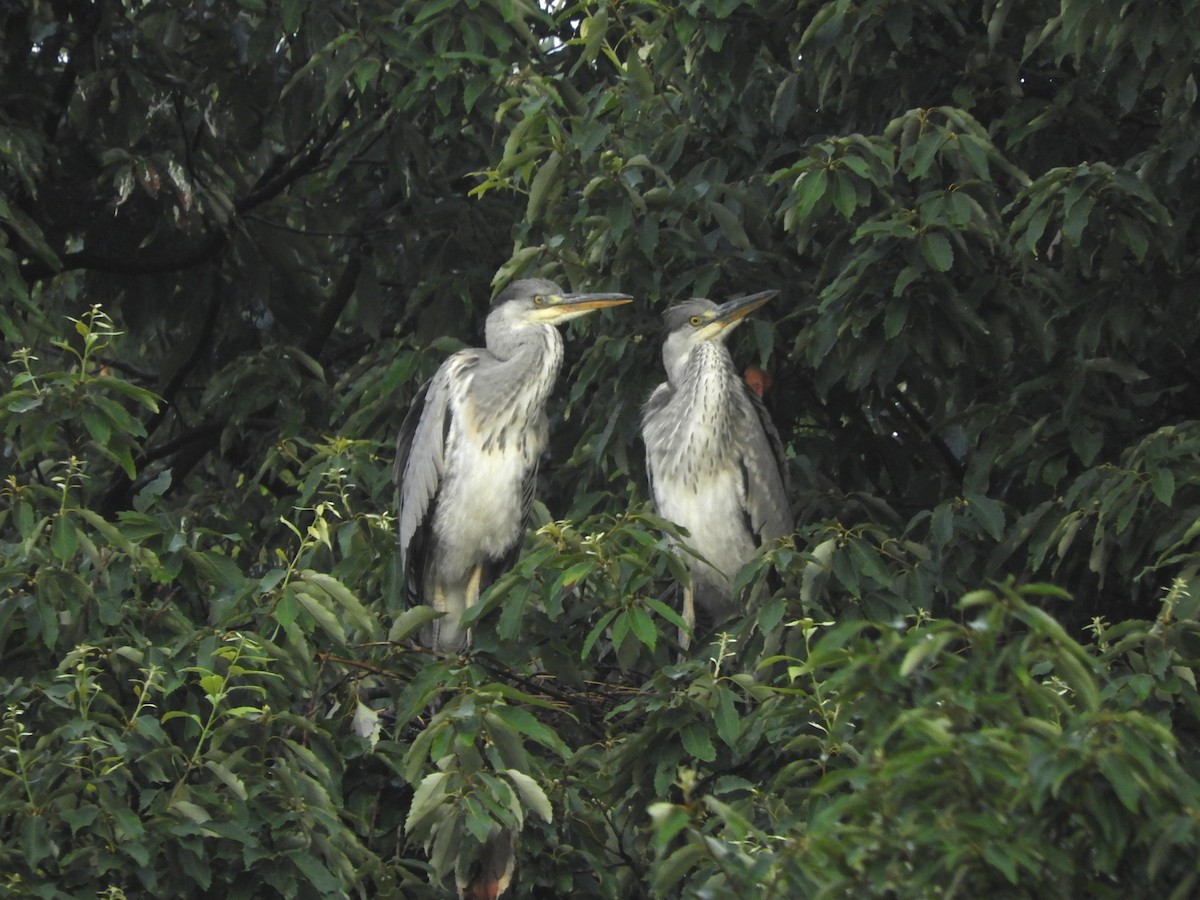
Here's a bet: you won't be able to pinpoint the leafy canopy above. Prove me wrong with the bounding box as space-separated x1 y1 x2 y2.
2 0 1199 897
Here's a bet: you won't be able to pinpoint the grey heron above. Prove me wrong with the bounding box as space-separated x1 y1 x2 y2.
641 290 791 643
394 278 633 654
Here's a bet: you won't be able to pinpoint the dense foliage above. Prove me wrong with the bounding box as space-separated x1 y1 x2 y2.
3 0 1199 896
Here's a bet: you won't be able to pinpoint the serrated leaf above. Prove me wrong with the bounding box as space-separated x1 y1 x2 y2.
300 569 380 638
504 769 552 823
294 588 347 646
405 771 450 835
204 759 248 800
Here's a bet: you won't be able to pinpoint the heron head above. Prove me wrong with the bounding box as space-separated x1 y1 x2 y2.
492 278 633 326
660 290 778 382
663 290 778 341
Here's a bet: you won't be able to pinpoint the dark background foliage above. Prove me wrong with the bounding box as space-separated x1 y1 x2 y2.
2 0 1199 896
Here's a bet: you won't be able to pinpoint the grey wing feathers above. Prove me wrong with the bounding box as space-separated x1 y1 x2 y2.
641 382 672 498
642 382 671 421
739 384 792 542
394 371 452 603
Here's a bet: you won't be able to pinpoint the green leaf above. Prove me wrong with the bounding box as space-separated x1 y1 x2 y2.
204 759 248 801
169 799 212 824
483 711 529 771
648 802 690 852
75 508 139 555
291 853 340 895
489 706 567 756
281 0 305 33
1062 193 1094 247
581 608 618 659
713 687 739 747
611 609 631 648
908 131 948 179
1096 752 1141 813
299 569 380 638
831 171 858 219
966 493 1006 541
1149 468 1175 505
629 605 657 650
652 841 708 895
199 673 226 700
352 57 381 93
884 298 910 335
91 375 161 411
504 769 553 823
1 391 42 413
81 407 112 444
413 0 460 25
554 561 595 591
919 230 954 271
899 632 954 676
294 587 348 646
389 604 441 642
50 514 79 562
793 167 828 223
274 588 300 629
405 771 450 834
708 200 751 250
526 150 562 222
679 723 716 762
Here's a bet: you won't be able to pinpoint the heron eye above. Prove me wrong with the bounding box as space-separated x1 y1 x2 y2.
689 315 702 327
532 295 545 306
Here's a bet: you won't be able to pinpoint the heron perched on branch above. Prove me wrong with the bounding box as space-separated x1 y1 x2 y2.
642 290 791 643
394 278 633 655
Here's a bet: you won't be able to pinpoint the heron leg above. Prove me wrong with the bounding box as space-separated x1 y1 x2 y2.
679 581 695 651
423 563 481 653
423 582 452 651
462 562 484 647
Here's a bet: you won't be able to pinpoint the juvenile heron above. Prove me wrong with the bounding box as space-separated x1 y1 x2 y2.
642 290 791 642
394 278 632 654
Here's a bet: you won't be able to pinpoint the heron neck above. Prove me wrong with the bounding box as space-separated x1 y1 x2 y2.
671 342 740 452
482 324 564 425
